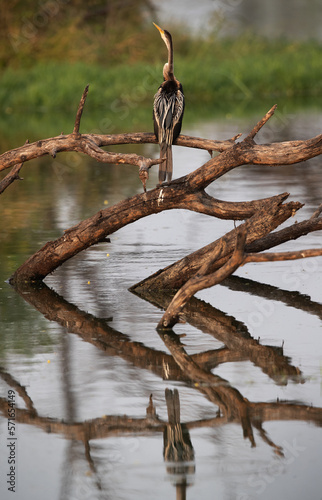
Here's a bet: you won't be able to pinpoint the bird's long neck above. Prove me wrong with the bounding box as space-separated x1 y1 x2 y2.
163 37 175 81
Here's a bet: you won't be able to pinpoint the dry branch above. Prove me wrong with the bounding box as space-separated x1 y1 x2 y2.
73 84 89 134
157 228 322 329
1 101 322 187
134 193 302 292
0 131 239 174
0 81 238 184
245 104 277 140
2 83 322 472
0 162 23 194
1 97 321 296
244 248 322 263
158 227 247 328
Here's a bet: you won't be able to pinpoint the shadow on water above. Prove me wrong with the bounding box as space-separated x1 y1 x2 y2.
1 278 321 498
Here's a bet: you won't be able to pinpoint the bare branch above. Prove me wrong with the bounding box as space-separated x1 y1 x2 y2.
135 194 302 292
0 132 239 174
310 202 322 219
180 190 288 220
88 132 240 152
158 227 247 329
244 248 322 263
2 102 322 289
2 106 322 183
245 216 322 253
0 163 23 194
157 234 322 330
245 104 277 141
73 84 89 135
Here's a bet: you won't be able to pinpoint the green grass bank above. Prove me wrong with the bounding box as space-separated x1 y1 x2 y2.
1 35 322 143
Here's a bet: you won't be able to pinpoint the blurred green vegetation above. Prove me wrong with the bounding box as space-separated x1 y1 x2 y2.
0 0 158 68
1 0 322 134
1 36 322 150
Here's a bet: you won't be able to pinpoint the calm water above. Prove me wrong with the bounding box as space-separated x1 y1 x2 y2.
1 108 322 500
152 0 322 41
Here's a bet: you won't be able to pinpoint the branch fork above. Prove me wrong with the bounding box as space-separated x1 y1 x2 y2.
1 86 321 327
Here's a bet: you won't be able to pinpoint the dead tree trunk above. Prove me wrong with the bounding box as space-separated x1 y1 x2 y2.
1 87 322 329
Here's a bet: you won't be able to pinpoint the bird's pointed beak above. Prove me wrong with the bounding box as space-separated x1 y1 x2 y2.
153 22 164 36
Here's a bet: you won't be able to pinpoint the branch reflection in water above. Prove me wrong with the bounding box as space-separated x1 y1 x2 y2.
0 280 321 498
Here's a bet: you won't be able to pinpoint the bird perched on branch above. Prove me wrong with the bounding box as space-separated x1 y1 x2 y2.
153 23 185 183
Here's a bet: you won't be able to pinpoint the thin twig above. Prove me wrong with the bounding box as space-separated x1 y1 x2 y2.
246 104 277 141
244 248 322 263
310 202 322 219
73 84 89 135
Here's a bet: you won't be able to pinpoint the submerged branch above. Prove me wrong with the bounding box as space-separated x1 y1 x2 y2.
158 242 322 330
158 227 247 329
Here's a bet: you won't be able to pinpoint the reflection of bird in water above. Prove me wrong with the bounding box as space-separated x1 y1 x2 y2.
146 393 157 418
153 23 185 183
163 388 195 499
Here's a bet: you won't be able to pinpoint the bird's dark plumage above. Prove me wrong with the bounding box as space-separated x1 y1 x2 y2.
153 24 185 183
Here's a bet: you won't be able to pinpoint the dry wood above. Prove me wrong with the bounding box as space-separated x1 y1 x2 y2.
158 227 247 328
0 86 237 179
9 183 266 283
0 132 239 173
134 205 322 295
8 186 299 285
1 88 321 323
73 84 89 135
2 105 322 182
0 162 23 194
2 76 322 481
244 248 322 263
157 228 322 329
134 194 302 292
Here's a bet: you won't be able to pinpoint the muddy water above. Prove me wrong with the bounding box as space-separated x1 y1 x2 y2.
0 109 322 499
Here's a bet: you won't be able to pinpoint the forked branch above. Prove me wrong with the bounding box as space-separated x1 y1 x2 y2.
1 94 321 301
157 225 322 329
158 227 247 328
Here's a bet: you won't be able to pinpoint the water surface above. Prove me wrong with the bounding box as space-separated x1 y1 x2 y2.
0 108 322 499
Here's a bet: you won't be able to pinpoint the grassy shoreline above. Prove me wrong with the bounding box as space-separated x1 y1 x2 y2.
1 36 322 145
1 36 322 110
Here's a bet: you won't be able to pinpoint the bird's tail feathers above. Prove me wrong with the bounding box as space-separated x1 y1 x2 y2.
159 143 173 183
165 388 180 425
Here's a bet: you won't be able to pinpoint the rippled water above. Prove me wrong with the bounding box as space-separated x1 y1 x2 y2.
1 109 322 499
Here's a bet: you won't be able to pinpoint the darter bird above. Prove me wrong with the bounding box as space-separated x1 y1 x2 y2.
153 23 185 183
